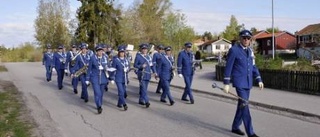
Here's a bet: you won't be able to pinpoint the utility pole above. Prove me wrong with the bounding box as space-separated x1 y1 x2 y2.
272 0 275 59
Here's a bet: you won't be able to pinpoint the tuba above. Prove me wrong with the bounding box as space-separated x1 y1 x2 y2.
74 65 88 77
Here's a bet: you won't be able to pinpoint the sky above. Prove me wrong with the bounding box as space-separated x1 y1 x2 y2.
0 0 319 48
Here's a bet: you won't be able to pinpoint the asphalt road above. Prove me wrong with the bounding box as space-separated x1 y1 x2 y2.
2 62 320 137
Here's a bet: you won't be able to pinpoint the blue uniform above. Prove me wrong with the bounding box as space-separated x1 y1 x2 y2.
72 53 91 101
133 52 156 104
66 51 79 92
223 44 262 136
53 51 66 89
177 50 195 102
153 51 163 93
110 56 130 107
103 53 110 92
87 55 109 109
42 51 54 81
158 53 175 104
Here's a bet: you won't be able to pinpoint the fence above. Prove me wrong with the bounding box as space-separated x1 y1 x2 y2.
215 65 320 95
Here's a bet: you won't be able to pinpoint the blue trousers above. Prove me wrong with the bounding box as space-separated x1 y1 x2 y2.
139 80 149 103
79 75 88 100
156 79 162 92
116 82 127 106
45 65 52 80
232 88 254 136
71 77 79 90
160 79 173 102
181 75 193 101
92 82 105 108
56 69 64 88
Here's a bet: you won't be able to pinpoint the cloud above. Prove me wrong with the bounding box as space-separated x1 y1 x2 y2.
182 11 320 35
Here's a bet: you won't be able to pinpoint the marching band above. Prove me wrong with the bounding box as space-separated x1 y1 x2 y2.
43 42 199 113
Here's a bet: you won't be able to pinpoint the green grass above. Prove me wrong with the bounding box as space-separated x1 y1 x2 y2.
0 65 7 72
0 80 32 137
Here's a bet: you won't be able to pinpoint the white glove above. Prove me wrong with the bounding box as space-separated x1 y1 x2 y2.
223 85 230 94
64 69 68 73
98 65 104 70
52 68 56 72
110 80 115 85
85 81 90 85
259 82 264 90
178 74 183 78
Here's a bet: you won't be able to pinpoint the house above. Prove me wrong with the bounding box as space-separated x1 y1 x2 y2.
253 31 296 55
295 23 320 60
198 38 231 54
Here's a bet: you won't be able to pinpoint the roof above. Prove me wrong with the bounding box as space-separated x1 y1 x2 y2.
253 30 270 38
199 38 231 46
296 23 320 35
254 31 295 39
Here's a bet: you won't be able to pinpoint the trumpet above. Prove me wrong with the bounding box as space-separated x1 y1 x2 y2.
70 51 81 66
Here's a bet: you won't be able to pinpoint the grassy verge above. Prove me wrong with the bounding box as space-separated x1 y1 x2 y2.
0 65 8 72
0 80 33 137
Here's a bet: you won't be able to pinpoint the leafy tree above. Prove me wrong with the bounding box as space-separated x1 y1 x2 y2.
266 27 280 33
250 27 258 35
75 0 122 48
222 15 242 41
202 31 213 41
34 0 71 49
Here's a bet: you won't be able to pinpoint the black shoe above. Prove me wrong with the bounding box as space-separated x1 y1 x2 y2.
160 99 167 103
170 101 175 106
181 98 189 101
146 102 150 108
117 104 123 108
139 102 145 105
84 99 88 103
123 104 128 111
58 86 63 90
248 134 259 137
156 91 161 94
190 99 194 104
73 89 78 94
231 129 245 136
105 87 108 92
97 107 102 114
46 78 50 82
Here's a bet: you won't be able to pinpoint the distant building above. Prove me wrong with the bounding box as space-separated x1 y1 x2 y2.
295 23 320 60
198 38 231 54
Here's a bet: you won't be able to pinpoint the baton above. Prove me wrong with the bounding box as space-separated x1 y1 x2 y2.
212 83 249 107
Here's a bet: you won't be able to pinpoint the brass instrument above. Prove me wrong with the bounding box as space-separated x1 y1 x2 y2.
70 51 81 66
74 65 88 77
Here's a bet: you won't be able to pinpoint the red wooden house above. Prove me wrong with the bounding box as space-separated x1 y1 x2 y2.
253 31 296 55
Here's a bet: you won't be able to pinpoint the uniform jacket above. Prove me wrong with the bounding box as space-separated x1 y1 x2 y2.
110 56 130 83
86 55 109 84
53 52 66 70
152 51 163 75
158 54 175 80
42 52 54 66
66 50 78 69
134 52 156 81
177 50 194 76
223 44 262 89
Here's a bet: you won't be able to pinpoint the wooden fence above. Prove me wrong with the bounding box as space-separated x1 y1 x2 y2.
215 65 320 95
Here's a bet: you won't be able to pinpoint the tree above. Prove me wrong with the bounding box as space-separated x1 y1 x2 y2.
266 27 280 33
250 27 258 35
75 0 122 48
202 31 213 41
34 0 71 49
222 15 242 41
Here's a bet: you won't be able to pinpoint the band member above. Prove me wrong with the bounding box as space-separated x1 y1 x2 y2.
133 43 157 108
53 45 67 90
158 46 175 106
223 30 263 137
42 44 54 82
102 44 111 92
110 45 130 111
86 44 109 114
153 44 164 94
71 43 90 102
177 42 195 104
66 45 79 94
